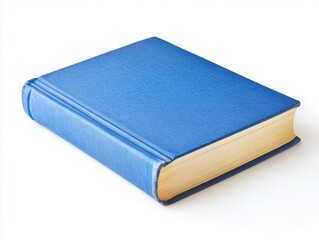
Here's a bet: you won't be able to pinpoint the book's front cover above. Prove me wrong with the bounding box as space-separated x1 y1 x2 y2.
35 37 300 161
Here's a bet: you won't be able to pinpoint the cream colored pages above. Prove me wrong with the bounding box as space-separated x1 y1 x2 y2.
158 108 296 201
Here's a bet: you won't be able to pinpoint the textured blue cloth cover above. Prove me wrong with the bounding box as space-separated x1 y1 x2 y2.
22 37 300 203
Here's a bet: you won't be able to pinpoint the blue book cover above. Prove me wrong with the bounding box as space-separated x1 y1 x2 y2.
22 37 300 204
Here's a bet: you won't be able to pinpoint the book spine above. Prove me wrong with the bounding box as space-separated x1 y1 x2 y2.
22 79 164 201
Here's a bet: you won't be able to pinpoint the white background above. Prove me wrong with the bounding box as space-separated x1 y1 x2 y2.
1 0 319 239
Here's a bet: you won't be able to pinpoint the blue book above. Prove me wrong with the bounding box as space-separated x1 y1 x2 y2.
22 37 300 204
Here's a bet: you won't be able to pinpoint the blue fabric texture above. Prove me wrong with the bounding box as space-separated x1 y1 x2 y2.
22 37 300 203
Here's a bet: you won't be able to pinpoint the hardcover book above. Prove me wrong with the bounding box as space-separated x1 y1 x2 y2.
22 37 300 204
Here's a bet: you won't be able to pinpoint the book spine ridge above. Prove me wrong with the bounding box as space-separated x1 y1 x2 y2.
22 79 36 119
35 77 172 162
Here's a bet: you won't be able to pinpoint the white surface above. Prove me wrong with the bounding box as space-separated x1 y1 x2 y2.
1 0 319 239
